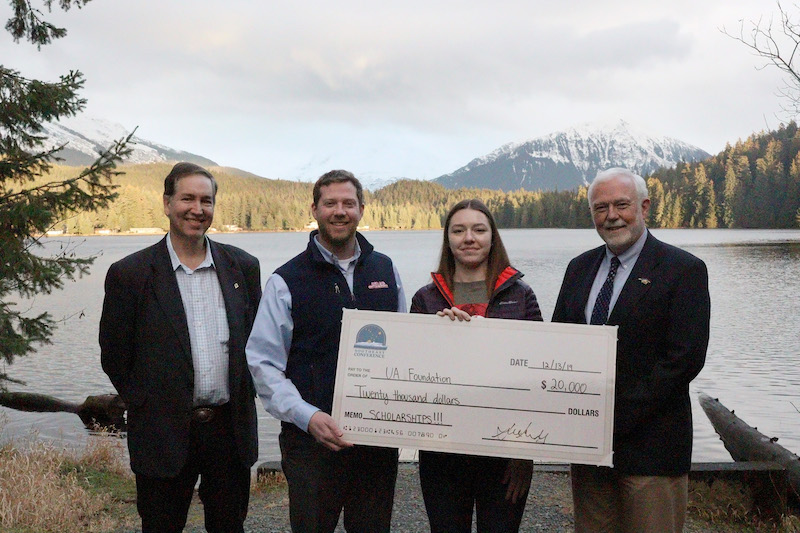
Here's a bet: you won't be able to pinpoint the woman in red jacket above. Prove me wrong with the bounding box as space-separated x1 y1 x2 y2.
410 198 543 533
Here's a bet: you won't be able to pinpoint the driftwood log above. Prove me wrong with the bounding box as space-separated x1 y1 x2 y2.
0 392 126 431
699 392 800 502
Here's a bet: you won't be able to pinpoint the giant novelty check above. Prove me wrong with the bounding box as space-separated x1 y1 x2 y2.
332 309 617 466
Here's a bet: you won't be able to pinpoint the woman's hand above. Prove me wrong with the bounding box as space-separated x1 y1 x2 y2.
502 459 533 504
436 307 472 321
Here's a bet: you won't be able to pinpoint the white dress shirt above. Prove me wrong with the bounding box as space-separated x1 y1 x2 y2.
166 233 230 406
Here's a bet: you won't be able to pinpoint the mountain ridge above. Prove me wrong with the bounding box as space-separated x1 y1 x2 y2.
41 116 711 193
41 116 217 168
435 120 711 191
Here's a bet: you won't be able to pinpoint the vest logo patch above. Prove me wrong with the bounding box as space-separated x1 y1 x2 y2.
368 280 389 289
498 300 518 305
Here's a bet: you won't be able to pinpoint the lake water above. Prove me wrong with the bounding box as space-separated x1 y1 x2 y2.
2 228 800 465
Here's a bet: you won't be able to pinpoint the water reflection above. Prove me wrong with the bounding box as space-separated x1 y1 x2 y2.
689 241 800 462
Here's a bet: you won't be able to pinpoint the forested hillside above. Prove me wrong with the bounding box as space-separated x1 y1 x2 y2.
40 124 800 234
646 122 800 228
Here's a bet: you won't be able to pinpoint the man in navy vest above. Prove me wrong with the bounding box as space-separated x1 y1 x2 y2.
247 169 406 532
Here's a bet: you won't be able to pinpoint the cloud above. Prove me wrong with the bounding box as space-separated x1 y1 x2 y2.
1 0 790 178
35 3 692 117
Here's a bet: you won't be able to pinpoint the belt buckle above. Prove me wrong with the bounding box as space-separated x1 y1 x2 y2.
193 407 215 424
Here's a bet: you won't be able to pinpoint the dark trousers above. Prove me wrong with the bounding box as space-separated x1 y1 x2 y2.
419 450 527 533
280 424 398 533
135 404 251 533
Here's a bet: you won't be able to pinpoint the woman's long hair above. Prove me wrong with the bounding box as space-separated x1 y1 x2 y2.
436 199 511 298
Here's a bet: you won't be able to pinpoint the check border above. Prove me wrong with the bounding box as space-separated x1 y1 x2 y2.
332 309 616 466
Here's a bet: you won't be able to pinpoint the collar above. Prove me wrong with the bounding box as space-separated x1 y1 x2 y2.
431 266 521 307
313 233 362 266
166 233 214 273
308 229 374 265
493 266 520 292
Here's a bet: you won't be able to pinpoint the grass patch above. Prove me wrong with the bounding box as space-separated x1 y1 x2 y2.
689 478 754 523
0 421 137 533
60 432 136 505
688 478 800 532
253 467 286 495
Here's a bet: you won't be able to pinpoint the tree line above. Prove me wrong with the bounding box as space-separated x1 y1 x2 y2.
646 121 800 229
40 123 800 235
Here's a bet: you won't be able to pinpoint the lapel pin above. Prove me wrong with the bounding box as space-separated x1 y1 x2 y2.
234 283 239 289
638 278 651 285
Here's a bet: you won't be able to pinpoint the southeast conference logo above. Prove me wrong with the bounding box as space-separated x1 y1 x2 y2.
353 324 388 358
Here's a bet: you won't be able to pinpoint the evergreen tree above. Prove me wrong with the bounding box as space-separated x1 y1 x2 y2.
664 189 683 228
427 211 442 229
687 165 713 227
733 155 755 227
0 1 131 389
646 177 666 227
721 162 741 228
784 153 800 227
753 141 783 227
703 180 718 229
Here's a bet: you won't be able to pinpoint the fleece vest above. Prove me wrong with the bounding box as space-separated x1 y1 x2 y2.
275 232 398 415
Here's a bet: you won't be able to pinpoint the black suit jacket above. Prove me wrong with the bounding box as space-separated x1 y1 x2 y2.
100 236 261 477
552 231 709 475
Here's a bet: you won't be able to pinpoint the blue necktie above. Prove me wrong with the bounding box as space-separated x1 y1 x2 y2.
590 256 620 325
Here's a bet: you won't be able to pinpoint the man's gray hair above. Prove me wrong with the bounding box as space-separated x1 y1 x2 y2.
588 168 648 205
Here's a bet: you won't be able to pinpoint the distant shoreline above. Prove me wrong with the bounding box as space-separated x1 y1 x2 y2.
42 226 415 238
41 227 800 239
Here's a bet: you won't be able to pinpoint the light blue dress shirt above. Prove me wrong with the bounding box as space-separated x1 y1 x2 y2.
584 229 648 325
246 236 407 432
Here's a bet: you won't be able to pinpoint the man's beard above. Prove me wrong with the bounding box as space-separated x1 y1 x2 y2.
319 220 356 246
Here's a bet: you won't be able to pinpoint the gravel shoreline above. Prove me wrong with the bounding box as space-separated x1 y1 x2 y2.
241 464 575 533
155 463 748 532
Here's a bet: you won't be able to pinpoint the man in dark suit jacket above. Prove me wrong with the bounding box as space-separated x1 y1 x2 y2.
552 168 710 533
100 162 261 533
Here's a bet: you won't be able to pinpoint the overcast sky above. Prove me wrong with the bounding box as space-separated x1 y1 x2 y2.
1 1 793 181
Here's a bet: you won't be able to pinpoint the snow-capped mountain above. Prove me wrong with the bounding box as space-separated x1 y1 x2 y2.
40 116 216 167
434 120 711 192
39 115 400 188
